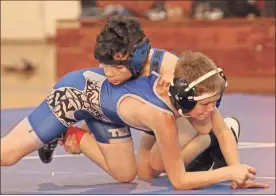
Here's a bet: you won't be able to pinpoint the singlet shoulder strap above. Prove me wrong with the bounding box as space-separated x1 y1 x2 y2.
150 49 165 74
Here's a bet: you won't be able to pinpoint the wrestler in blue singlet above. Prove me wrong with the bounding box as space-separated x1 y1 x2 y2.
28 49 174 144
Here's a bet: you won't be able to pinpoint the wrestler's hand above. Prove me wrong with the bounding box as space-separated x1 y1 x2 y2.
62 134 81 155
159 74 171 89
232 181 269 189
228 164 257 185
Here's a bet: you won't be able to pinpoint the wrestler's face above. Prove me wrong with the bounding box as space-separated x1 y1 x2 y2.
101 52 132 85
102 64 132 85
188 94 220 121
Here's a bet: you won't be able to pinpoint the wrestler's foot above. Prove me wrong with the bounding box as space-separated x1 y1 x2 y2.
38 134 64 164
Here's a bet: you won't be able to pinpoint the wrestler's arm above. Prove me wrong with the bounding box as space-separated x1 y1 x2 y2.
209 108 269 189
188 110 240 166
137 105 236 190
137 108 185 188
211 108 240 165
158 52 179 87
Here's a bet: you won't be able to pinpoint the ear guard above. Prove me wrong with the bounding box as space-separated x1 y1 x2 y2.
95 37 151 78
168 68 227 115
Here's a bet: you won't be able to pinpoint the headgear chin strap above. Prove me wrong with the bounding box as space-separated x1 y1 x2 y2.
95 37 151 78
168 68 227 116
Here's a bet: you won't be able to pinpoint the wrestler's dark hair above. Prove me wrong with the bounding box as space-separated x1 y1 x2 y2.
94 15 146 60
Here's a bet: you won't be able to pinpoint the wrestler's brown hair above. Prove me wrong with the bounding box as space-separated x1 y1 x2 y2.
174 51 226 96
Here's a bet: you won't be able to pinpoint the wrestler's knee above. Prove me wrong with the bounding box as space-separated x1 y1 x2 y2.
109 166 137 183
149 153 165 172
137 167 159 180
92 123 136 182
137 172 150 180
105 151 137 182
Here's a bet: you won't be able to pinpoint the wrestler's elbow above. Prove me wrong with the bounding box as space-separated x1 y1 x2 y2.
170 178 185 190
172 181 194 190
170 174 194 190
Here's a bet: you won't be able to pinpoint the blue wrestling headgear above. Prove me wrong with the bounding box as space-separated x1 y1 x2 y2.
168 68 227 115
94 37 151 78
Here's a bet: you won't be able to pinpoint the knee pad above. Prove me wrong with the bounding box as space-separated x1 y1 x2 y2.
65 127 86 144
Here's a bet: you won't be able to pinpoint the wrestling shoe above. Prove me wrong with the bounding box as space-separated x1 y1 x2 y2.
38 133 64 164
